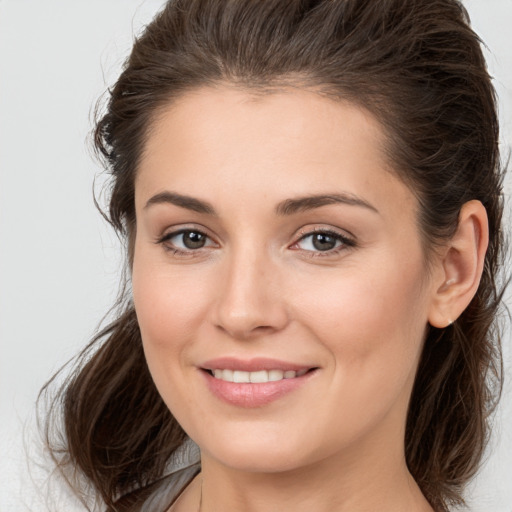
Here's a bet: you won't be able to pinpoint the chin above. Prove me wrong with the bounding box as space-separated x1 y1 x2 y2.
205 444 307 474
190 422 329 474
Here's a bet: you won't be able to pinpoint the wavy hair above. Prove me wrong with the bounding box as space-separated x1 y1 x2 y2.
40 1 507 510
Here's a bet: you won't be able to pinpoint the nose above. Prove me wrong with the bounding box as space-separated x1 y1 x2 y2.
212 248 289 340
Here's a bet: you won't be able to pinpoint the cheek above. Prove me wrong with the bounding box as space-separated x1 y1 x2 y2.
286 259 430 451
131 250 211 372
131 256 215 423
300 260 425 337
295 256 429 395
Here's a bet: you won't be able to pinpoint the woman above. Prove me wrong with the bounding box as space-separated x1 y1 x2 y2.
41 0 507 511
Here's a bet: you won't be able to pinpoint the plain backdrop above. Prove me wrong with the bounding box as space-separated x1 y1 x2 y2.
1 1 511 511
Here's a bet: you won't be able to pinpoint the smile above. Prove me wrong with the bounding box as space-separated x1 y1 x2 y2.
200 359 318 407
210 368 309 383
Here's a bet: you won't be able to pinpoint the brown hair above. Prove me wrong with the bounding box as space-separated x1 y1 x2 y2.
40 1 507 510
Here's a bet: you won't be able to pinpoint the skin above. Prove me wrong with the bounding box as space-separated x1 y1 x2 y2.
131 85 487 512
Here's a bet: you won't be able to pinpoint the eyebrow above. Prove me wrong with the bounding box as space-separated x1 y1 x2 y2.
275 193 379 216
144 191 217 215
144 191 379 216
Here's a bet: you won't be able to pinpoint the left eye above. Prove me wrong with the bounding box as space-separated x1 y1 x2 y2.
295 231 349 252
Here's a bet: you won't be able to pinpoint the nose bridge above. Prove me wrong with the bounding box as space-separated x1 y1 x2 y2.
213 239 288 339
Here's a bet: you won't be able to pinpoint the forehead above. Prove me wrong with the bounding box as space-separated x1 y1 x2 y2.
144 85 387 171
136 85 417 221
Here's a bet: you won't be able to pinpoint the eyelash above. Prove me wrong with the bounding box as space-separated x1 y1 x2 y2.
156 228 216 257
155 227 356 258
292 228 356 258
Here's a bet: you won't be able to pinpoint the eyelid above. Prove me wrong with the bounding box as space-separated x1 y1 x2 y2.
155 224 219 253
290 226 356 255
296 225 355 239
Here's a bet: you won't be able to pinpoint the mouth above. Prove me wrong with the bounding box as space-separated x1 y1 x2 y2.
204 368 312 383
199 358 319 407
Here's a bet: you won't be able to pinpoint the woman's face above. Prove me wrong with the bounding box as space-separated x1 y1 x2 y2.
132 86 442 473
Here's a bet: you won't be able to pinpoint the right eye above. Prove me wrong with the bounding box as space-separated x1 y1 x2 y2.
158 229 216 252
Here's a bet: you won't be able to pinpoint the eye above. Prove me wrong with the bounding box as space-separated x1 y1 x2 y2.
292 229 355 255
158 229 216 252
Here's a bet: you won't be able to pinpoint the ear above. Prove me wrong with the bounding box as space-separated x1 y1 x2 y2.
428 200 489 328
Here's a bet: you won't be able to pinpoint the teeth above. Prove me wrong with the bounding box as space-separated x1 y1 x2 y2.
233 370 250 383
211 369 309 383
250 370 268 383
268 369 284 381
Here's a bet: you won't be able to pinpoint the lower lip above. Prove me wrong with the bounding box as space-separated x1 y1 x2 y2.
201 370 315 408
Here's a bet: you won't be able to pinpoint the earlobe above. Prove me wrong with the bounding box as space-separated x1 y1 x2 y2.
428 200 489 328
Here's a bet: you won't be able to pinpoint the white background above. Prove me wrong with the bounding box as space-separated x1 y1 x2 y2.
0 1 510 511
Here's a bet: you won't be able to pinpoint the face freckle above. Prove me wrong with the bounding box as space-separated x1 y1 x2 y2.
131 85 438 475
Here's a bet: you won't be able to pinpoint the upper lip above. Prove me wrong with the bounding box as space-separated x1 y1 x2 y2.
200 357 316 372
